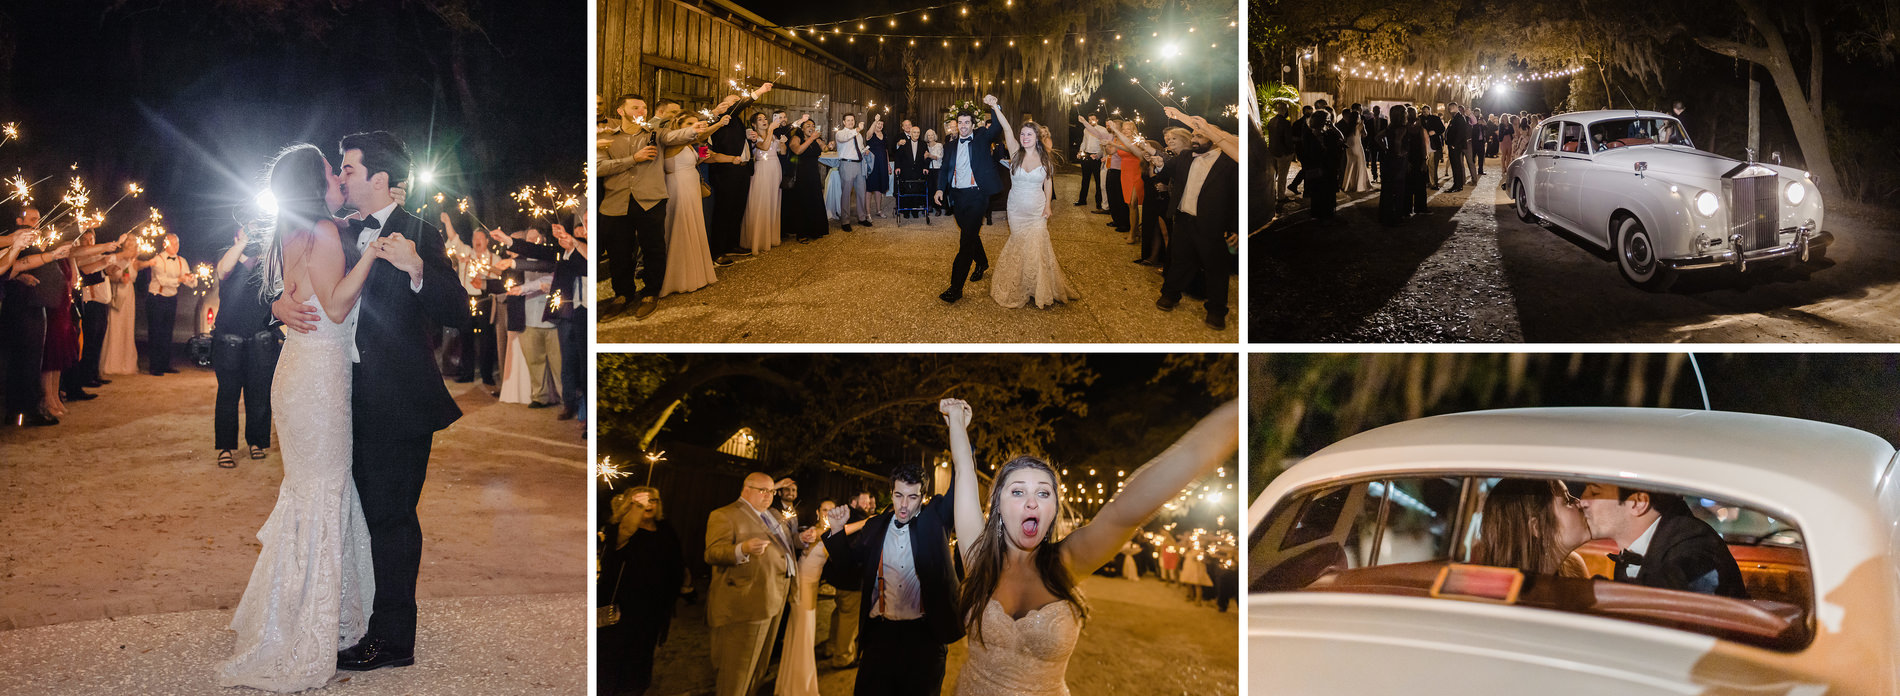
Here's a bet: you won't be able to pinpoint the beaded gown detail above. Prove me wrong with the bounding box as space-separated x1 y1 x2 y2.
990 165 1076 309
953 599 1081 696
219 293 374 693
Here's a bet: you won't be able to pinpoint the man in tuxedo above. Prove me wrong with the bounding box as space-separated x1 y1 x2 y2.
704 84 770 266
933 95 1006 304
822 464 962 696
705 472 813 696
892 126 929 219
273 131 471 671
486 222 588 421
1579 483 1748 598
1365 105 1386 183
1156 120 1238 331
1445 102 1470 192
1075 114 1103 207
145 233 197 375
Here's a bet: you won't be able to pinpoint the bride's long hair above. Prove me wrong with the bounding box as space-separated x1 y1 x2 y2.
957 455 1089 646
1009 122 1049 174
256 144 334 304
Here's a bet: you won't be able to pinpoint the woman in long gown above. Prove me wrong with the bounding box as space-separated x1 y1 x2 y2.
939 397 1239 696
741 112 783 254
788 119 827 242
1115 122 1145 246
865 118 890 220
987 105 1076 310
220 144 378 692
1341 108 1372 194
99 243 140 375
659 113 725 296
775 501 866 696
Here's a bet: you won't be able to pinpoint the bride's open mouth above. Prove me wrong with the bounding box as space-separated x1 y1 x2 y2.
1020 516 1040 540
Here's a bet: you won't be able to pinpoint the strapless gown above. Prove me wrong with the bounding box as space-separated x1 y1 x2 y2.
990 165 1076 309
953 599 1081 696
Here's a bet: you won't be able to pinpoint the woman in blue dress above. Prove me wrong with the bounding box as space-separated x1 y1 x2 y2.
865 115 891 220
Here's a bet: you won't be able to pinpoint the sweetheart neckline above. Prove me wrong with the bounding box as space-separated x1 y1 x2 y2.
987 597 1067 623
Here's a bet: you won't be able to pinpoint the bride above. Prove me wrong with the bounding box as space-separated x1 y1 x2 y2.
940 397 1238 695
986 101 1075 309
219 143 379 692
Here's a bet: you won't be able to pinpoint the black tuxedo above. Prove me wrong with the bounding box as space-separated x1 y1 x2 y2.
1158 151 1238 321
892 139 928 182
347 204 469 652
824 483 963 696
937 120 1004 295
1612 514 1749 599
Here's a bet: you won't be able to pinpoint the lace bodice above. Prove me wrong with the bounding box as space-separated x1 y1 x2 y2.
954 599 1080 696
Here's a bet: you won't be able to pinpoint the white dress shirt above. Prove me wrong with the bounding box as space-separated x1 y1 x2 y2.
871 521 924 620
1079 131 1102 157
1623 516 1662 578
952 138 976 188
148 254 189 297
1178 149 1224 217
834 128 863 161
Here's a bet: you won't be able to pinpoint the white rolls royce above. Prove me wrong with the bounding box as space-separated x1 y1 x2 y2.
1504 110 1832 290
1249 408 1897 695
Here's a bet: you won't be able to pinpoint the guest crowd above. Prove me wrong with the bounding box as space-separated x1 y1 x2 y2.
596 82 1240 329
1264 97 1548 225
1 184 589 462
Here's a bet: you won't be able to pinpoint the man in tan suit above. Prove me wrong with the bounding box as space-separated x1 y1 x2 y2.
705 472 813 696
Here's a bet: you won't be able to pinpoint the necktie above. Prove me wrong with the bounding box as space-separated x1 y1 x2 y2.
347 217 383 234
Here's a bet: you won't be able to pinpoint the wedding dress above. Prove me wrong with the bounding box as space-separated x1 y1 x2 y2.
773 542 829 696
1342 121 1371 193
953 599 1082 696
990 165 1076 309
219 292 374 692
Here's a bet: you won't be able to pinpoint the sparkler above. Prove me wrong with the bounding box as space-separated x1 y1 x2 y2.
596 456 629 485
0 122 16 148
5 175 30 205
101 181 143 216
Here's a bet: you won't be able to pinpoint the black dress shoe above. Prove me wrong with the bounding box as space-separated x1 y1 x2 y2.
841 223 853 232
161 368 181 374
1073 201 1086 206
1155 296 1179 312
557 406 576 421
528 401 552 409
939 288 962 304
969 266 987 282
149 370 165 377
337 638 414 671
713 256 735 267
859 219 873 227
452 375 475 383
89 379 110 387
1204 314 1228 331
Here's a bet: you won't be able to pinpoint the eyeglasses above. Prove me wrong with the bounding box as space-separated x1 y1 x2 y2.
745 485 774 492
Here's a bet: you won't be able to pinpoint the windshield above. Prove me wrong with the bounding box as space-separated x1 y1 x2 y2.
1251 474 1813 652
1588 117 1693 152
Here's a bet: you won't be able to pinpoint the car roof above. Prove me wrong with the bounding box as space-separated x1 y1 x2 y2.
1253 408 1896 536
1551 109 1676 124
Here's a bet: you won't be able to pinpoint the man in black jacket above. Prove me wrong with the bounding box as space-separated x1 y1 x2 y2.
821 464 963 696
274 131 472 670
933 95 1007 303
1155 113 1238 331
1445 103 1470 192
1579 483 1749 598
819 491 873 666
891 126 929 219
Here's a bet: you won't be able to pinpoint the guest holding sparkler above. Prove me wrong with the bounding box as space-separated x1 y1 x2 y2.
143 233 197 376
599 93 706 322
660 111 729 297
488 222 588 422
705 83 770 267
68 226 122 396
599 486 686 696
787 116 828 243
4 207 74 426
740 111 784 254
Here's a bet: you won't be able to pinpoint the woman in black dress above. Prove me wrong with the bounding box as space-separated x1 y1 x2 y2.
788 119 828 242
599 486 685 696
1379 107 1412 226
1139 138 1173 266
865 117 890 220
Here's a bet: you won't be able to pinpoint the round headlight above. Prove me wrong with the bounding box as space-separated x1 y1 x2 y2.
1694 191 1720 217
1786 181 1807 206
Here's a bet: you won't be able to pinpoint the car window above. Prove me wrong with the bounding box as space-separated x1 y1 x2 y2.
1253 474 1816 652
1537 122 1561 151
1587 117 1695 150
1560 122 1586 153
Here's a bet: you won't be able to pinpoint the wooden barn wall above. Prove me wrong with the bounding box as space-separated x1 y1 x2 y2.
598 0 887 131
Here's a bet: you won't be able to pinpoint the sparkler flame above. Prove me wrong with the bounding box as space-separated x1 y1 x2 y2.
596 456 629 485
6 175 30 204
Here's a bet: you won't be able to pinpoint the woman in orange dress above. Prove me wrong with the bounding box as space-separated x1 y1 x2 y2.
1116 120 1145 247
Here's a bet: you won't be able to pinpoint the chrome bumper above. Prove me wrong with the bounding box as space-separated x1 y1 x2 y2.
1663 226 1834 271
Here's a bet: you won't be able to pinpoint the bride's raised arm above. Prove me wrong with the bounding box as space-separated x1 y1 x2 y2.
1058 400 1239 575
303 219 381 324
941 398 984 564
988 96 1018 157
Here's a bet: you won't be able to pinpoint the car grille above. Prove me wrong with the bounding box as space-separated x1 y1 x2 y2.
1725 171 1780 251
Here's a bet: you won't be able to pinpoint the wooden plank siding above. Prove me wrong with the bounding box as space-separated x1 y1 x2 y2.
598 0 888 131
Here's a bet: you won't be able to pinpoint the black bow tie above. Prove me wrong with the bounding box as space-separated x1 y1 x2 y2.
892 518 909 529
347 217 383 234
1608 549 1645 566
959 137 970 144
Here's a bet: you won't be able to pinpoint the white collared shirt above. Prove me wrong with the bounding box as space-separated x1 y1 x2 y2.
953 137 976 188
871 520 924 620
1080 130 1101 156
834 128 863 160
148 253 188 297
1178 149 1223 217
1623 516 1662 578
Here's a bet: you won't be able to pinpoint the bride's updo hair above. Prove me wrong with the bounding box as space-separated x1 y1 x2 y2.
957 455 1089 646
257 143 333 303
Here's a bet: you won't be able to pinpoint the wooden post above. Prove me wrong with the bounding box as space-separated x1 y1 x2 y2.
1747 63 1760 158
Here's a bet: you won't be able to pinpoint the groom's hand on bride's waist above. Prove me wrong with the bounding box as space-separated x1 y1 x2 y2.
272 295 320 334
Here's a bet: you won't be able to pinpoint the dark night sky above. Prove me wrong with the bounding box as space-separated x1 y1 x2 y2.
0 1 583 262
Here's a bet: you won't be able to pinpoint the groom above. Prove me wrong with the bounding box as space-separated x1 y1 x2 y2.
932 95 1006 304
273 131 469 670
822 463 962 696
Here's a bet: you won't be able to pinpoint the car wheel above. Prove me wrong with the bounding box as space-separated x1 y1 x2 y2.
1513 179 1539 223
1615 215 1678 291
